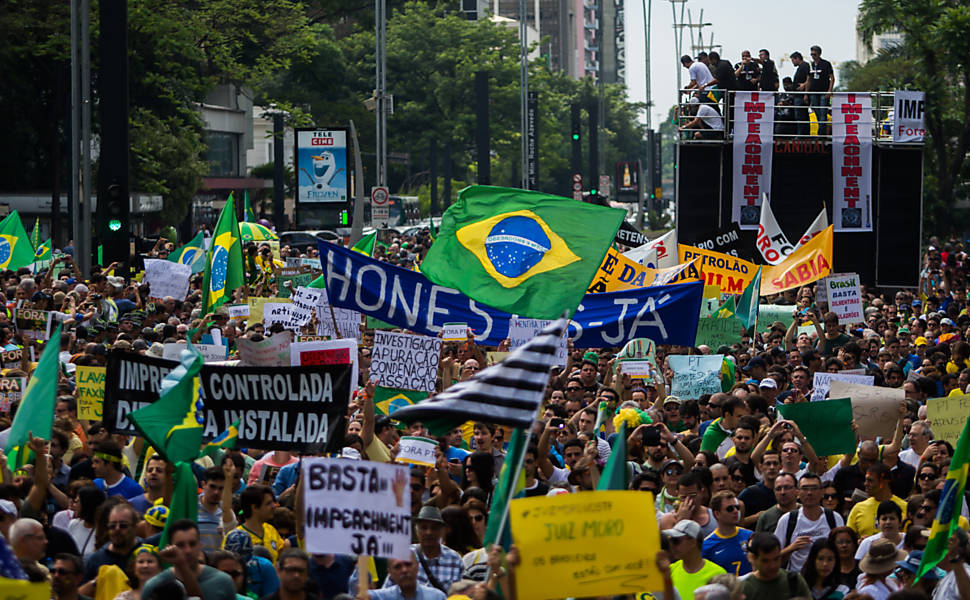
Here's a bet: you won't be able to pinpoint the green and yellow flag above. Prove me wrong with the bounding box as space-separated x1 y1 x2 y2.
0 211 37 271
596 422 628 490
33 239 51 264
168 231 206 273
351 231 378 257
244 190 257 223
420 186 625 319
29 217 40 251
482 428 527 550
917 415 970 580
126 344 205 464
373 386 428 417
201 194 244 313
5 323 62 468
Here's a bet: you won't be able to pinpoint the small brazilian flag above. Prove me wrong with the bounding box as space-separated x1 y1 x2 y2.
0 211 37 271
420 186 625 319
168 231 206 273
33 239 51 263
202 418 240 459
373 386 428 417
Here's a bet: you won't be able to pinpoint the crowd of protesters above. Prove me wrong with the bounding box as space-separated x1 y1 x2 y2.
0 225 967 600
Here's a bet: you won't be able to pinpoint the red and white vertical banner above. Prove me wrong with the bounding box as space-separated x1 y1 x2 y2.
732 91 775 230
832 93 873 232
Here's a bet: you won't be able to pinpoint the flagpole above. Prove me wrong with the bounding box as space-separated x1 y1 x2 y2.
483 422 535 581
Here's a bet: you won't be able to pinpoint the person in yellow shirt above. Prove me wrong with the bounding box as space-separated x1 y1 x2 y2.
663 519 726 600
846 463 907 539
223 485 288 563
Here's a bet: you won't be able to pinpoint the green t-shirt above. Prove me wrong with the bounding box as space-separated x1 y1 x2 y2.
670 559 726 600
740 570 811 600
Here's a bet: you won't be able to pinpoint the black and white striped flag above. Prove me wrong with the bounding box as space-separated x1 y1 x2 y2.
390 318 567 428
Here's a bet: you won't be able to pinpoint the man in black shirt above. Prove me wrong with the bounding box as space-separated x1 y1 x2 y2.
708 51 737 131
790 51 811 135
807 45 835 135
734 50 761 91
756 49 778 91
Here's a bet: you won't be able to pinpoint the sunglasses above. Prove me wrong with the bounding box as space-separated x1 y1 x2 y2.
722 505 740 513
470 513 485 522
665 469 683 476
782 448 800 453
566 387 581 391
732 475 745 482
919 473 936 480
50 568 76 576
823 493 838 500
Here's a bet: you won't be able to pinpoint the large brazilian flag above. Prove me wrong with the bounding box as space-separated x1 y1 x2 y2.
420 186 625 319
201 194 244 313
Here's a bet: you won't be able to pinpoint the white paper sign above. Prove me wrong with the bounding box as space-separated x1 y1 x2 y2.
619 360 654 380
162 343 228 363
509 317 567 367
893 90 926 143
290 339 359 390
302 458 411 558
396 436 438 467
371 331 442 393
144 259 191 300
441 323 467 342
236 331 292 367
227 304 250 318
811 371 875 402
290 287 324 326
825 273 864 325
264 302 304 331
829 379 904 439
316 292 362 341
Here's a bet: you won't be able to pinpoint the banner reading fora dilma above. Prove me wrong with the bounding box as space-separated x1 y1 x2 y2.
295 128 349 204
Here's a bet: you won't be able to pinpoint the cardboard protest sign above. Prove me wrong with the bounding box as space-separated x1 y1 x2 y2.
143 258 191 300
777 398 857 456
237 331 292 367
248 297 289 327
396 436 438 467
274 268 314 299
441 323 467 342
14 309 52 341
679 245 758 295
510 491 663 599
811 372 874 402
197 364 351 453
669 354 723 399
76 366 106 420
927 394 970 444
371 331 441 393
694 315 742 349
163 343 228 363
263 302 306 331
0 348 22 370
103 353 179 434
0 377 25 413
302 458 412 557
829 380 903 439
486 352 510 366
509 318 567 367
825 273 864 325
618 360 654 381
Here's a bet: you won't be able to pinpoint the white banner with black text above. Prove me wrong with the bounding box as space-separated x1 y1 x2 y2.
732 91 775 230
832 93 873 232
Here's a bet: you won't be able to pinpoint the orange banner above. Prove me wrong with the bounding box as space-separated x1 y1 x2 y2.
760 226 834 295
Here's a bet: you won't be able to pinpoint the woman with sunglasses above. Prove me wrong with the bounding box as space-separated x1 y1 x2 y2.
821 484 844 518
916 463 941 494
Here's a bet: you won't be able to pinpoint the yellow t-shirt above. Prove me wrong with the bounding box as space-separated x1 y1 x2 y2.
847 496 907 539
225 523 286 564
669 559 726 600
366 438 392 463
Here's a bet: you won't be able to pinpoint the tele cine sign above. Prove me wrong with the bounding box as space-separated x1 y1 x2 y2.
311 138 335 146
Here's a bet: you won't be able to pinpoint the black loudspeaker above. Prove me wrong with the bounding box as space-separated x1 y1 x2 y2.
874 147 922 287
676 144 723 247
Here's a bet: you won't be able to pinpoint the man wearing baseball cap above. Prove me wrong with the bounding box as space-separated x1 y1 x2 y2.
663 519 726 600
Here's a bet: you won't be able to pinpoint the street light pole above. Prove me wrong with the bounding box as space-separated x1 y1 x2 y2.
519 0 529 189
375 0 387 189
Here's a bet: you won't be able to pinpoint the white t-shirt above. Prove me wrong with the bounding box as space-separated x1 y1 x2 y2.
697 105 724 130
934 563 970 600
689 62 714 89
773 507 845 572
855 532 904 560
899 447 920 469
857 578 899 600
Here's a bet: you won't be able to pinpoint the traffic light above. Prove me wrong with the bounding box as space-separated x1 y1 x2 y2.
339 209 350 226
570 104 582 178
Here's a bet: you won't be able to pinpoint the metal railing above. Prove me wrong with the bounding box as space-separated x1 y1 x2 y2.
675 89 913 143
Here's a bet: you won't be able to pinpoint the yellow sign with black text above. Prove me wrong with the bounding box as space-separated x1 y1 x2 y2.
510 491 663 599
588 248 701 293
678 245 758 295
760 226 833 295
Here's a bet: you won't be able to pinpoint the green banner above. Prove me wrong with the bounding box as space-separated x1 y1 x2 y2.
777 397 856 456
